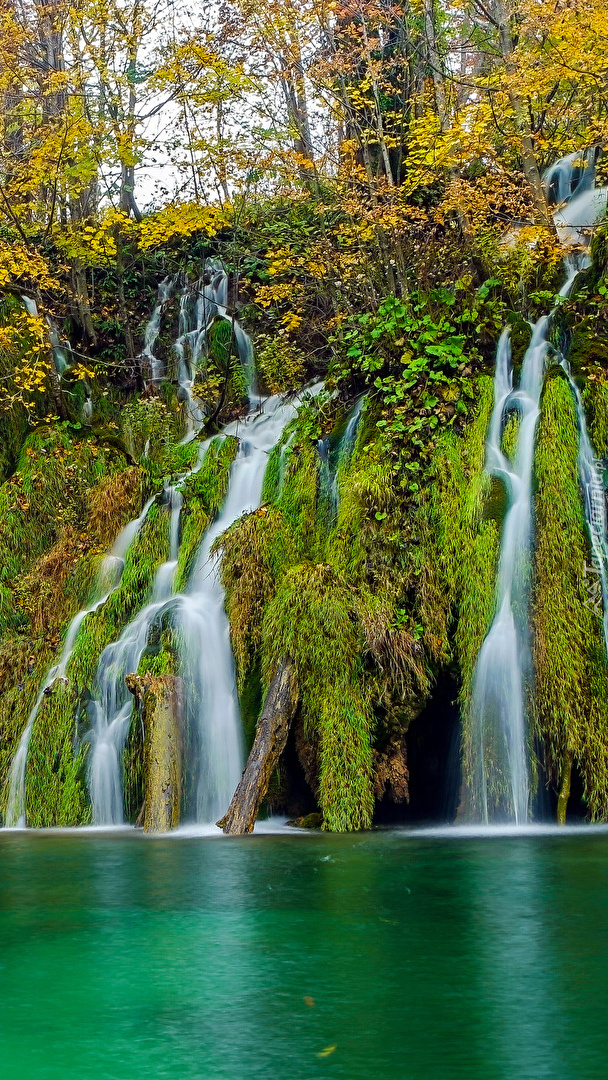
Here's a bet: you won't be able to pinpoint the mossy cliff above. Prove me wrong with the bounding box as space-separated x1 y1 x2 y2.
2 217 608 830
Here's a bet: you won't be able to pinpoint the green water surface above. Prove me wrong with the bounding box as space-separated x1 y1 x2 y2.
0 826 607 1079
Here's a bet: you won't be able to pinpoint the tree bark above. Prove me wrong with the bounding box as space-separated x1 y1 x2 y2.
217 660 299 835
557 749 573 826
492 0 553 230
126 672 184 833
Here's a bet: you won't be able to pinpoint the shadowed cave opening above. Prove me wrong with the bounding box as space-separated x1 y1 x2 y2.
375 676 462 827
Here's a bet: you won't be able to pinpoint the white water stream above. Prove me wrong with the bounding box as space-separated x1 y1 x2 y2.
177 391 311 823
87 486 184 824
318 396 364 525
141 276 172 383
4 497 154 827
87 255 317 826
469 149 608 822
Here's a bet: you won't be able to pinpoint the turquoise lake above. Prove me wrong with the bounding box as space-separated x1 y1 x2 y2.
1 826 607 1079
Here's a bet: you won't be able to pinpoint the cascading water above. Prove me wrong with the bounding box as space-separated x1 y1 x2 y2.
468 317 551 822
561 363 608 659
140 276 172 383
467 150 608 823
318 397 364 526
86 253 317 826
173 259 256 438
21 295 72 375
88 384 319 826
545 148 608 248
177 390 312 823
4 498 154 828
88 486 184 824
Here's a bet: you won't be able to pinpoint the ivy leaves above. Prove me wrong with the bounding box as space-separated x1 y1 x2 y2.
336 281 503 493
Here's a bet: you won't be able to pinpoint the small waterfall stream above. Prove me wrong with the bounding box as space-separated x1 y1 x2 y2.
469 314 553 822
173 260 256 437
88 486 184 824
141 276 172 383
468 150 608 822
318 397 364 526
4 497 154 827
178 392 309 823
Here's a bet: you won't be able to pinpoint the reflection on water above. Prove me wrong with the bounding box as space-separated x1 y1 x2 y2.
0 830 607 1079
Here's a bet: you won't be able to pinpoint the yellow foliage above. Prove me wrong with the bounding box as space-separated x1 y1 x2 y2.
55 210 136 267
0 244 58 291
137 203 230 250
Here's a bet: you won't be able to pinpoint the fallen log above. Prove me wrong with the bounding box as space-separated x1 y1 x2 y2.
126 672 184 833
217 660 298 835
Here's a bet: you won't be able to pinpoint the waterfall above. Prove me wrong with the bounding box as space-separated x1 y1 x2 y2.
318 397 365 527
87 485 184 824
86 256 317 826
141 276 173 383
467 150 608 823
544 148 608 248
87 387 317 826
468 317 551 822
4 497 154 828
177 392 306 823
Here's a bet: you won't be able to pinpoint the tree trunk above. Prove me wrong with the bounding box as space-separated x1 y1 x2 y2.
424 0 448 130
217 661 299 835
126 672 184 833
492 0 553 230
557 749 573 826
70 258 97 346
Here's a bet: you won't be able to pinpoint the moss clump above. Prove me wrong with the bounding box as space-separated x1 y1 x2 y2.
583 380 608 459
88 467 147 548
421 375 498 693
215 507 294 690
0 427 125 634
263 563 374 832
255 332 306 394
533 375 608 821
174 435 238 591
25 682 91 827
418 376 502 804
218 391 445 830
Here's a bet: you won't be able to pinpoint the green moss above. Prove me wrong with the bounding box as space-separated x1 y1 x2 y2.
25 682 91 827
0 427 124 632
508 313 533 368
501 410 521 461
174 435 238 591
276 441 321 557
567 323 608 377
217 507 294 690
533 375 608 821
262 563 374 832
418 376 503 799
583 381 608 459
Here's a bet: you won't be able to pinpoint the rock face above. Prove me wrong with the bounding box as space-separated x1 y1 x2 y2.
218 660 299 834
126 673 184 832
372 736 409 804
